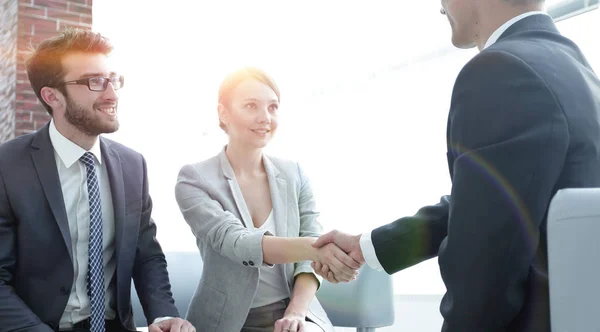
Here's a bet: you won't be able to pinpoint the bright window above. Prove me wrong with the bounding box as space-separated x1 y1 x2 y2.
94 2 598 295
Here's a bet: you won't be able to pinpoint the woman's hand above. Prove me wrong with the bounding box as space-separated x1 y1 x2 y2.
311 261 340 284
274 311 306 332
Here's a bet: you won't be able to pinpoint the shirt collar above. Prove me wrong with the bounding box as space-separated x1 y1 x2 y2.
49 119 103 168
483 11 549 50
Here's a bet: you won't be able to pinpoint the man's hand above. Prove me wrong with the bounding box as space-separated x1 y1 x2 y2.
311 230 365 283
313 230 365 264
313 243 361 282
148 317 195 332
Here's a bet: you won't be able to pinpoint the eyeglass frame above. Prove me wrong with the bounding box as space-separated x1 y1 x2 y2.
57 75 125 92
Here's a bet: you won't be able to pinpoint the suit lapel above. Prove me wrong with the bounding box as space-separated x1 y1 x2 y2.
219 150 252 227
218 149 289 233
100 138 126 262
263 156 291 285
263 156 288 237
30 124 73 259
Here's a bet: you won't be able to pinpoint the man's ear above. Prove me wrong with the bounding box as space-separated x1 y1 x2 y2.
40 86 64 110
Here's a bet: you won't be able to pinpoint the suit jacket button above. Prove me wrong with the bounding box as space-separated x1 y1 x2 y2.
243 261 248 266
248 261 255 266
60 286 69 295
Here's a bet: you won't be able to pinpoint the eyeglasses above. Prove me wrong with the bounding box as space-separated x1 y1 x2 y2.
59 75 125 91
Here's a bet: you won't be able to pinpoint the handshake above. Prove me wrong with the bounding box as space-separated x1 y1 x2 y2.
310 230 366 284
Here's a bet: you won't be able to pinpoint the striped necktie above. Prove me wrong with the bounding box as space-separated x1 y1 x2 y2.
79 152 105 332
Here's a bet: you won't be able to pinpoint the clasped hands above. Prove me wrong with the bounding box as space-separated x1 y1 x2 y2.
311 230 365 283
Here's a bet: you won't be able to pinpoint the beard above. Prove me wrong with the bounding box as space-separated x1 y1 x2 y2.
64 96 119 136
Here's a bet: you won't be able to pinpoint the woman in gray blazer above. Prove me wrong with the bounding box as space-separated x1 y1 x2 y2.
175 68 360 332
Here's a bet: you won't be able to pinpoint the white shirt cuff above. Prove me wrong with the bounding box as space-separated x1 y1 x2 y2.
360 231 384 271
152 316 173 325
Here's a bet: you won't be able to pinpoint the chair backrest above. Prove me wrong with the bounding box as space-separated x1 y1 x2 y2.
131 251 395 329
316 265 395 328
130 251 203 327
548 188 600 331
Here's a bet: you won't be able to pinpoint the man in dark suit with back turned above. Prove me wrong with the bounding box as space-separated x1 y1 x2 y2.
0 29 195 332
312 0 600 331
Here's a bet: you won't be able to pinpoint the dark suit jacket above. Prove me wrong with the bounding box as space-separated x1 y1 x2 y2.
371 14 600 332
0 124 179 332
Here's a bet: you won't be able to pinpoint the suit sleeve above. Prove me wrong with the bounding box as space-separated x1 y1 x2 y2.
175 164 270 267
371 195 450 274
0 166 54 332
438 51 568 331
132 156 179 324
293 163 323 286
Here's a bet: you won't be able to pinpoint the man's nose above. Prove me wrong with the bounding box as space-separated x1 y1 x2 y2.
102 82 119 100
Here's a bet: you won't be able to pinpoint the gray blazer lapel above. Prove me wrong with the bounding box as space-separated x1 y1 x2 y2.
100 138 126 261
263 155 291 286
219 150 252 227
30 124 72 259
263 156 288 238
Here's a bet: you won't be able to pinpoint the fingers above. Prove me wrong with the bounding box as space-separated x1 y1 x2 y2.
148 325 162 332
327 270 339 283
311 261 322 273
148 320 170 332
318 266 336 283
289 319 299 332
312 262 338 284
349 250 366 265
311 261 328 280
322 264 341 284
274 317 302 332
312 230 337 248
324 245 359 280
317 256 353 282
334 248 362 270
324 261 353 281
149 318 194 332
314 260 352 284
180 321 195 332
168 320 184 332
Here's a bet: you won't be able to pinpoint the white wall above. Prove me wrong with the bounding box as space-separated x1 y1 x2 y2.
93 2 599 295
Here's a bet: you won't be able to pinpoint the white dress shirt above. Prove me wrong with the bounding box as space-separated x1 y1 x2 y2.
360 11 550 271
49 120 118 329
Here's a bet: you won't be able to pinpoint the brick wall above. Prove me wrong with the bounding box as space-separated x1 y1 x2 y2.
0 0 18 143
0 0 93 143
